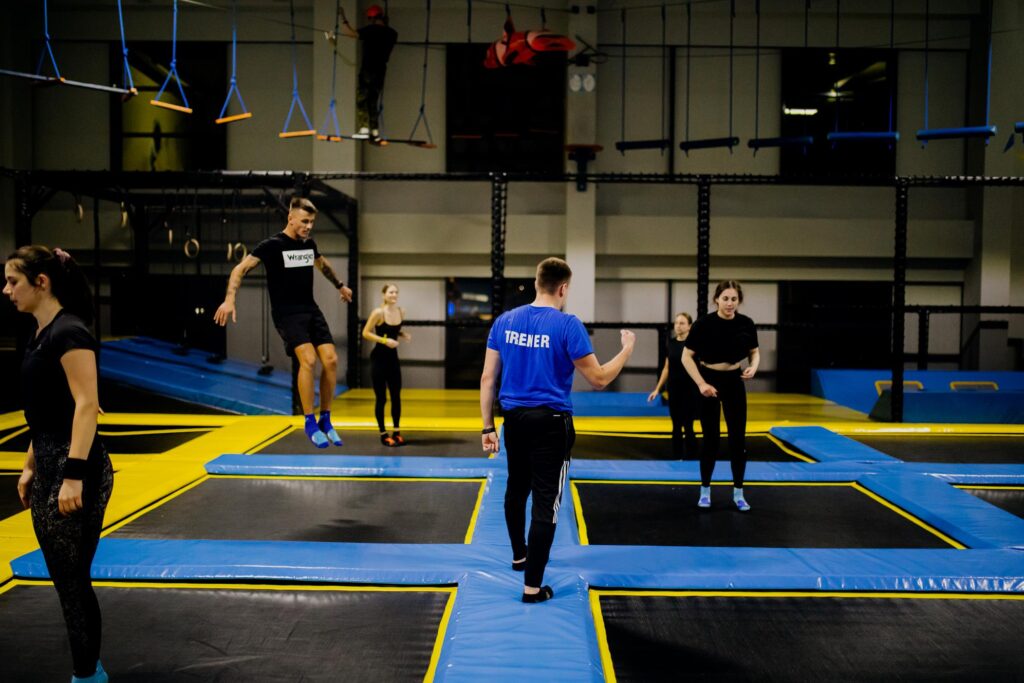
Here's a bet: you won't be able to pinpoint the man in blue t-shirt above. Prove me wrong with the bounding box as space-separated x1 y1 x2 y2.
481 257 635 603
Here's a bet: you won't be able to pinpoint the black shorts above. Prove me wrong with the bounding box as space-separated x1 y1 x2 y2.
273 309 334 354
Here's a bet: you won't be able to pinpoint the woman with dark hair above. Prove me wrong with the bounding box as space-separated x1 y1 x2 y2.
4 245 113 683
362 283 411 446
682 280 760 512
647 312 699 458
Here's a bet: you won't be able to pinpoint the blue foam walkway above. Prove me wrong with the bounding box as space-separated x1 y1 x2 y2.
570 391 668 417
101 336 344 415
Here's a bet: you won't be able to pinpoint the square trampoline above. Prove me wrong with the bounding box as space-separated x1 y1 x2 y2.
250 427 490 458
108 475 485 543
571 432 814 462
847 432 1024 464
571 480 961 548
0 424 215 456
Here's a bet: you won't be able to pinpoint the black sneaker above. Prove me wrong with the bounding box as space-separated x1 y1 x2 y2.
522 586 554 603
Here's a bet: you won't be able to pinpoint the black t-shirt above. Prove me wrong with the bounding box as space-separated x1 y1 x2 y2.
666 337 691 387
252 232 321 317
21 310 99 439
686 312 759 365
358 24 398 73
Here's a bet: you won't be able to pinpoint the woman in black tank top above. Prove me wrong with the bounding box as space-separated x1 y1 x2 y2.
362 283 412 446
647 312 699 458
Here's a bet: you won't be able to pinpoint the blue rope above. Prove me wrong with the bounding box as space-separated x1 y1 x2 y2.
728 0 734 151
922 0 929 136
283 0 314 133
218 0 249 118
117 0 134 91
35 0 61 79
154 0 190 109
318 0 342 137
409 0 435 144
753 0 760 149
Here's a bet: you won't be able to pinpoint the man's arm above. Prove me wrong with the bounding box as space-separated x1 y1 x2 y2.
315 255 353 303
573 329 636 390
339 9 359 38
214 254 261 325
480 348 502 453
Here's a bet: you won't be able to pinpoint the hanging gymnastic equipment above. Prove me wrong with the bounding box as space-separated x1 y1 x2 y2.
0 0 137 97
1005 122 1024 152
151 0 192 114
615 5 671 153
679 0 739 154
826 0 899 146
403 0 438 148
916 0 996 145
115 0 137 99
280 0 317 138
748 0 813 153
217 0 252 125
317 0 344 142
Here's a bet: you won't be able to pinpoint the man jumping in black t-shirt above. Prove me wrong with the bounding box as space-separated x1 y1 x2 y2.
214 197 353 448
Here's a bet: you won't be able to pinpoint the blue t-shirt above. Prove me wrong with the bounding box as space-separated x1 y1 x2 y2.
486 304 594 413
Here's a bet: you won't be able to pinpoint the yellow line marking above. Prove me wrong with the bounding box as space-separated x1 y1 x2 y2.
590 589 1024 600
0 426 29 448
463 481 487 544
98 427 212 436
955 485 1024 491
426 590 459 682
950 380 999 391
102 474 210 535
765 433 816 463
572 479 849 487
572 482 590 545
590 591 618 683
5 577 456 593
875 380 924 396
850 483 964 549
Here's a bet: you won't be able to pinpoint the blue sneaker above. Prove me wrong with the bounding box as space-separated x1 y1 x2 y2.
733 488 751 512
697 485 711 509
320 423 344 447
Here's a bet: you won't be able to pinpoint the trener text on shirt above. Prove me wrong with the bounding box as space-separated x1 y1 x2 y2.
504 330 551 348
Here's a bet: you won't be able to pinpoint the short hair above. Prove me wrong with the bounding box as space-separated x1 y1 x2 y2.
289 196 317 214
535 257 572 294
713 280 743 303
675 312 693 324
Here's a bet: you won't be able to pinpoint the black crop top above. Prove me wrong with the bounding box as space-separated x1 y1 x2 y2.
21 310 99 437
685 312 758 365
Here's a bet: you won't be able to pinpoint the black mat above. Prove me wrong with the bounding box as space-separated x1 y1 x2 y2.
575 482 954 548
112 477 481 543
851 434 1024 464
1 425 212 455
0 425 24 443
572 433 808 461
0 473 25 521
0 583 449 682
599 593 1024 682
963 487 1024 520
253 428 487 457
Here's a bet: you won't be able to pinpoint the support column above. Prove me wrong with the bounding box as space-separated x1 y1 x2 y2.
696 179 711 317
564 1 598 321
892 180 909 423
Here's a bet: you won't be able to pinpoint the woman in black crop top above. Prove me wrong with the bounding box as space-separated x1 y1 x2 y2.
4 245 114 683
362 283 412 446
682 280 760 512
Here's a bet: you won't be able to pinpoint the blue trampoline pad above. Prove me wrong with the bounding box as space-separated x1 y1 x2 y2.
960 486 1024 520
0 580 453 682
572 481 958 548
109 476 484 543
593 590 1024 682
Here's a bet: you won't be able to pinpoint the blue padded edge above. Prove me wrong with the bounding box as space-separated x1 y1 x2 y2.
569 545 1024 592
770 426 901 463
569 459 868 482
904 463 1024 484
857 472 1024 549
570 391 668 417
895 391 1024 424
206 454 500 478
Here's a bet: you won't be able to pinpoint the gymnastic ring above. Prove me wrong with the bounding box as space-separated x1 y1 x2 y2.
183 237 201 259
119 202 129 229
165 222 173 246
75 202 84 223
228 242 247 263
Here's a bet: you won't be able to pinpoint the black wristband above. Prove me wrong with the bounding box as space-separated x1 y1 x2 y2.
62 457 89 481
481 427 496 435
335 281 345 290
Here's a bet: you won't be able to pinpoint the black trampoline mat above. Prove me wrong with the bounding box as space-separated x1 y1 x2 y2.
100 379 236 415
0 583 450 682
0 425 24 442
1 425 212 455
575 482 953 548
598 593 1024 682
572 433 808 461
962 487 1024 519
0 473 26 521
850 434 1024 464
253 428 487 457
112 477 481 543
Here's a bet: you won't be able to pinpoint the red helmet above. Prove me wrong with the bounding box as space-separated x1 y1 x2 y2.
366 4 384 19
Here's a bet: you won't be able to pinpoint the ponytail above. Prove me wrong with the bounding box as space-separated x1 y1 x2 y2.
6 245 95 325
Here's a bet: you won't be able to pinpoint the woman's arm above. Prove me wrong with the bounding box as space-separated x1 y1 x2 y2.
741 348 760 380
647 359 670 402
17 442 35 509
362 309 383 342
682 347 717 397
59 348 99 516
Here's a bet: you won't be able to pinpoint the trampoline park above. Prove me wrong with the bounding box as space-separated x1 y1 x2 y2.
3 0 1024 681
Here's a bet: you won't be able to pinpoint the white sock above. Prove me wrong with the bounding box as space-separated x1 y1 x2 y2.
700 486 711 498
733 487 745 500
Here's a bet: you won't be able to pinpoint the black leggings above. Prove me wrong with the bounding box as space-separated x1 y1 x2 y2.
503 407 575 588
697 367 747 487
31 434 114 678
667 381 699 459
371 349 402 433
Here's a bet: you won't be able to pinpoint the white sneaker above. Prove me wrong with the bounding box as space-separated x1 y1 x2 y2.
352 127 370 140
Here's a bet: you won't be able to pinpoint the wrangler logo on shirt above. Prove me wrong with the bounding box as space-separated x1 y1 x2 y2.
282 249 315 268
504 330 551 348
